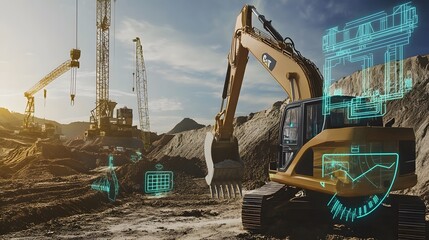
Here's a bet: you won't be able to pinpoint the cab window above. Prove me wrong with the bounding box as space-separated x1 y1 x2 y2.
283 107 299 145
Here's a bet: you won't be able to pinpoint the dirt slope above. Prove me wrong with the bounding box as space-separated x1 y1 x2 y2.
149 101 285 189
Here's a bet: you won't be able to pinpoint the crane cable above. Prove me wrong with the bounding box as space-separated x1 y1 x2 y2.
70 0 78 105
112 0 117 88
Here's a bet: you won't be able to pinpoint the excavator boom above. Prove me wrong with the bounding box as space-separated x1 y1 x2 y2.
204 5 323 197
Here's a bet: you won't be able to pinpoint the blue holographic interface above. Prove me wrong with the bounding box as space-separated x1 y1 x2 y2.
322 2 417 119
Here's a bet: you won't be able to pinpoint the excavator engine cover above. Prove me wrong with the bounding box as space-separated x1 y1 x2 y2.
204 132 244 198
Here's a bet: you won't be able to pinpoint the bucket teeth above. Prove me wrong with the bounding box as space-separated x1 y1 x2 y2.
225 184 231 198
209 182 243 199
237 183 242 197
229 183 235 198
209 185 215 198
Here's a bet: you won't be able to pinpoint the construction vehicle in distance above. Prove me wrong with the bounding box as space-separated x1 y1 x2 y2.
204 5 426 239
22 48 80 137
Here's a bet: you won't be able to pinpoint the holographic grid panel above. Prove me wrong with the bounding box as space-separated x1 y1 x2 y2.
145 171 174 194
322 2 418 119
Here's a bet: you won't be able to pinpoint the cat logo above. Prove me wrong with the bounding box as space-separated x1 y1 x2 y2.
262 53 276 71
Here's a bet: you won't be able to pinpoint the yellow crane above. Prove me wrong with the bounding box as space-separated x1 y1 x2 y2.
23 49 80 133
133 37 151 151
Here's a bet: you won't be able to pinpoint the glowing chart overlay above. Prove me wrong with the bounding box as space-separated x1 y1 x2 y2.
322 2 418 119
321 152 399 221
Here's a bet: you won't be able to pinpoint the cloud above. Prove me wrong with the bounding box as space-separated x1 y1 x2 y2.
155 67 223 90
0 89 21 97
116 18 226 76
110 89 136 98
239 93 285 106
295 0 349 24
150 98 183 112
147 115 183 133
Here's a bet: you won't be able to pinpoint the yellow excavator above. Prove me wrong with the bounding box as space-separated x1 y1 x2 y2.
204 5 426 239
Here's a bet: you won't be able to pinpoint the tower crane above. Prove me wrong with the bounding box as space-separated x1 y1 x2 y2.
23 49 81 133
87 0 120 138
89 0 113 132
133 37 151 150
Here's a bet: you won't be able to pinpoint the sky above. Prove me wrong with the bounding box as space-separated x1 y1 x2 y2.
0 0 428 133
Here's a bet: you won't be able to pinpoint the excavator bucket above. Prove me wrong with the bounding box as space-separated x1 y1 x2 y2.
204 132 244 198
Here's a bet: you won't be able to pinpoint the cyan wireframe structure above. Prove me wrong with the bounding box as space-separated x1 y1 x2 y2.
322 2 418 119
320 2 417 222
144 164 174 195
91 154 119 202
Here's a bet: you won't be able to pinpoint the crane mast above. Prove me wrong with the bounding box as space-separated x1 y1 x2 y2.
133 37 150 150
94 0 112 127
23 49 81 131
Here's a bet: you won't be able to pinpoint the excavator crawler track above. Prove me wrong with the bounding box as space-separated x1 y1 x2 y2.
392 195 426 240
242 182 286 231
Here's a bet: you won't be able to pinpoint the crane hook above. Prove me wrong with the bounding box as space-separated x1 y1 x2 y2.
70 94 75 106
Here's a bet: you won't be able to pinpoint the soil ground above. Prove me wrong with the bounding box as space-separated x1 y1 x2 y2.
2 181 427 240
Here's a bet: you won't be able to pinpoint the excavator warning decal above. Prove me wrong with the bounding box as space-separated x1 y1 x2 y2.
262 53 276 71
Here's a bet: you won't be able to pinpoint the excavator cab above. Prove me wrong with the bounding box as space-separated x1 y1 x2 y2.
272 96 384 173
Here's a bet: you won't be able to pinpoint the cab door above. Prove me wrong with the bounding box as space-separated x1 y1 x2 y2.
278 105 302 171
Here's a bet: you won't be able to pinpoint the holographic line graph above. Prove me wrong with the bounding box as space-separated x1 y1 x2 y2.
322 153 398 181
322 152 399 221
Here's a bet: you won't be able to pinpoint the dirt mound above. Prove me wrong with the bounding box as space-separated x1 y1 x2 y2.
167 118 205 134
147 134 175 156
0 107 21 130
150 126 210 161
149 101 284 189
117 155 206 195
60 121 90 139
0 177 112 235
1 139 94 179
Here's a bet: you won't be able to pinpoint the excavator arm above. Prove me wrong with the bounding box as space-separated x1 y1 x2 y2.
205 5 323 197
23 49 80 129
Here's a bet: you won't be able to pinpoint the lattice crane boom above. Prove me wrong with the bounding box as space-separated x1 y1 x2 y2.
95 0 111 125
23 49 80 129
133 37 150 150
